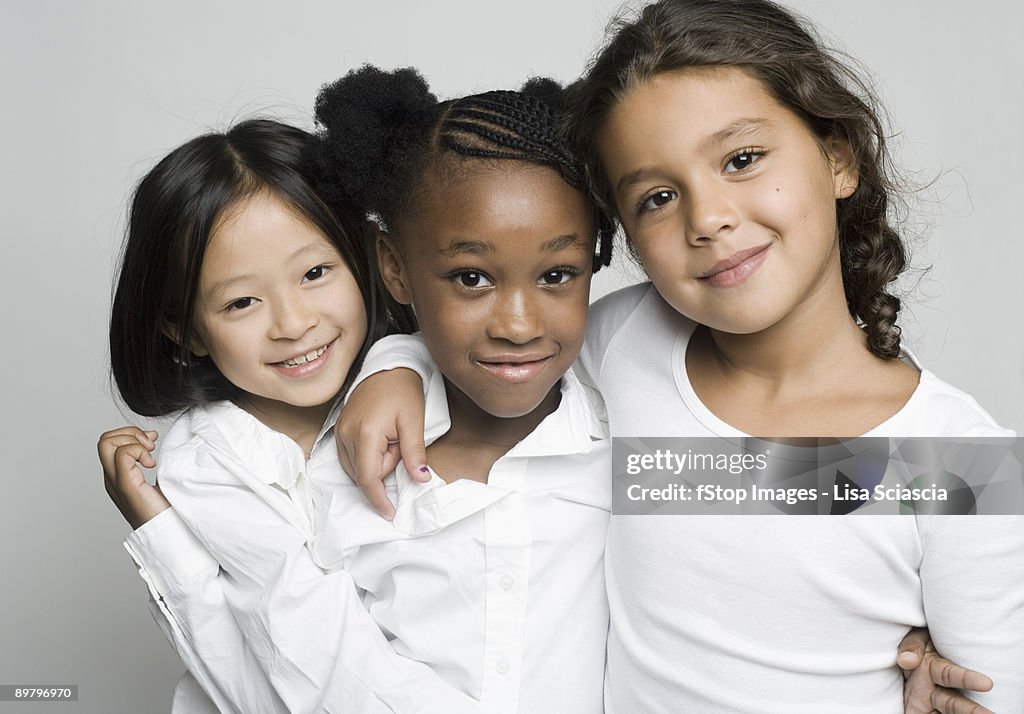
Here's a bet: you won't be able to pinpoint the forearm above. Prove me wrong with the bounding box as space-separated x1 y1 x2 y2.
348 333 434 396
125 509 286 714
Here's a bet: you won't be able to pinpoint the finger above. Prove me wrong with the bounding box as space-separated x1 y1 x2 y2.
99 434 148 477
99 426 156 448
928 656 993 693
98 434 154 479
395 409 429 482
353 437 396 521
896 627 930 670
932 686 994 714
380 442 402 477
336 434 355 476
357 476 396 521
113 443 154 484
334 416 362 476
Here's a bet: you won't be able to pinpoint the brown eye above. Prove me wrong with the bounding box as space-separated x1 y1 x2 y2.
539 269 574 285
228 297 256 311
724 151 764 173
303 265 330 281
639 190 677 213
455 271 492 288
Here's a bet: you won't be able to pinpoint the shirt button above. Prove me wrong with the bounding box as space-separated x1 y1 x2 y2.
496 657 511 675
499 574 514 591
494 498 509 512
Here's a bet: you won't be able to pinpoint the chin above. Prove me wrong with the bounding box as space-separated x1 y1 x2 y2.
475 386 558 420
480 400 546 420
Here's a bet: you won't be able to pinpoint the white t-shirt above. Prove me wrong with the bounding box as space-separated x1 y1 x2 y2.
125 349 610 714
581 283 1024 713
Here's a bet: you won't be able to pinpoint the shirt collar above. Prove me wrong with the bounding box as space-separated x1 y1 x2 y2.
421 366 606 457
189 396 344 488
392 365 607 535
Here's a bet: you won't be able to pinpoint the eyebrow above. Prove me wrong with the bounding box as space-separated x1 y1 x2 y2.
542 234 587 252
438 240 493 257
615 117 775 195
437 234 585 258
701 117 774 152
205 241 335 301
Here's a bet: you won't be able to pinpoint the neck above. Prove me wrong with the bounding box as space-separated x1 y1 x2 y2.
443 378 562 453
237 395 333 458
699 266 871 391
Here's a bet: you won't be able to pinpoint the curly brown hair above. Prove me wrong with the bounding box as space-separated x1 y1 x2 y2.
564 0 907 358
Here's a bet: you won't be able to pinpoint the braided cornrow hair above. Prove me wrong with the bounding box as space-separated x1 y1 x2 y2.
310 65 613 272
564 0 907 358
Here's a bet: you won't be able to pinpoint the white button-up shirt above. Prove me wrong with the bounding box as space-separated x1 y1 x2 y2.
125 348 610 714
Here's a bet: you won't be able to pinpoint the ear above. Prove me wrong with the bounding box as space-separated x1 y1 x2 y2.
376 232 413 305
827 136 859 200
162 318 209 357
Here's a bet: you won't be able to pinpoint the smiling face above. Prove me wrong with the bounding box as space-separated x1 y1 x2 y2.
597 66 858 336
187 192 367 420
379 161 594 422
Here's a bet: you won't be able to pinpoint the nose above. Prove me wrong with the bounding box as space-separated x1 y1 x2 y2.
683 178 738 245
486 288 544 345
269 291 318 340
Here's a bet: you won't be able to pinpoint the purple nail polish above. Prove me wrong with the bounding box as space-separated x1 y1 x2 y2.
418 466 429 474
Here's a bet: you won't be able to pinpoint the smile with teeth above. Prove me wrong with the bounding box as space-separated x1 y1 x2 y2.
278 344 329 368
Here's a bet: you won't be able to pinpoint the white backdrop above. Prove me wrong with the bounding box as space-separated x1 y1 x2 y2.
2 1 1021 711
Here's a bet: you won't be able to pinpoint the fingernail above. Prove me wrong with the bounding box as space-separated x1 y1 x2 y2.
897 652 916 667
418 466 429 474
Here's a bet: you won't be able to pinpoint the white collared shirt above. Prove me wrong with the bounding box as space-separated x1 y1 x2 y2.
125 343 610 714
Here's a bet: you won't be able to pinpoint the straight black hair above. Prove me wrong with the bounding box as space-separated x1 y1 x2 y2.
110 119 414 416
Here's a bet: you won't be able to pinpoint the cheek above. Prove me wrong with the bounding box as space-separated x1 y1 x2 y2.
555 288 592 353
331 279 369 339
631 231 686 284
344 299 368 341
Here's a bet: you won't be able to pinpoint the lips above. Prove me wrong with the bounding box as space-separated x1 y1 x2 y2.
475 355 553 383
698 243 771 288
271 338 335 377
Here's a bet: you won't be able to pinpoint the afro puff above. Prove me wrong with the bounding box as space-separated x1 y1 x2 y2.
308 65 613 271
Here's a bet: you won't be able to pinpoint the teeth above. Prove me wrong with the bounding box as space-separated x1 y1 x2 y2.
281 344 327 367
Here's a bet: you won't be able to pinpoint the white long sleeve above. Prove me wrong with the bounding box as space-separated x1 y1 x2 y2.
349 333 435 395
130 403 484 714
126 508 286 713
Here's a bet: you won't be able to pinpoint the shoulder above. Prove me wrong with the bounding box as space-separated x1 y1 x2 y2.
587 281 656 329
888 369 1014 437
582 282 659 376
156 401 258 485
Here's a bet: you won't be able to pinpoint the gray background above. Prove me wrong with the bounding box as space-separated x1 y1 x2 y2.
2 1 1021 711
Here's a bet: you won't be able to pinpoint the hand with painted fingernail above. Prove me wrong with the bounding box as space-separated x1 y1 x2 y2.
336 368 429 520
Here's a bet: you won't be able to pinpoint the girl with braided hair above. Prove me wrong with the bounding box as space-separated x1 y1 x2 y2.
102 67 617 713
560 1 1023 710
339 1 1023 712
